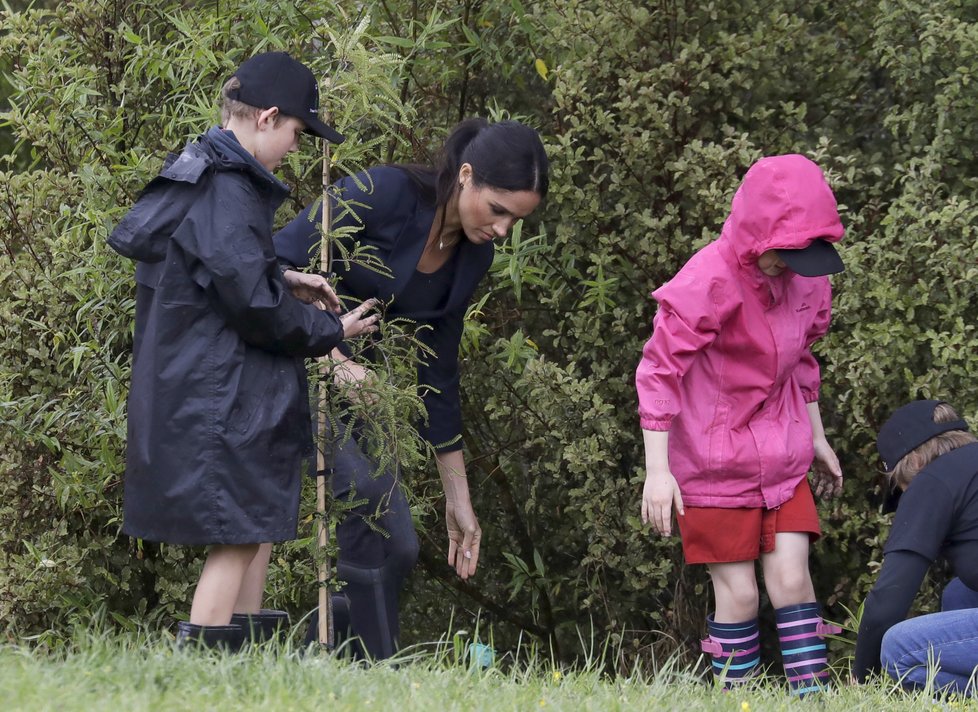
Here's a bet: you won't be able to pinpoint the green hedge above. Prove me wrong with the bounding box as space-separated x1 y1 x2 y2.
2 0 976 672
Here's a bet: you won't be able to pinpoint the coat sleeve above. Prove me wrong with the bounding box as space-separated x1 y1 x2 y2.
853 550 930 681
635 269 727 431
172 176 344 358
882 476 955 561
273 167 407 270
796 281 832 403
417 305 466 452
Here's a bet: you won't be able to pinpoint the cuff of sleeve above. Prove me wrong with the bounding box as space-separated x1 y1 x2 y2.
639 417 672 431
803 390 820 403
432 434 464 454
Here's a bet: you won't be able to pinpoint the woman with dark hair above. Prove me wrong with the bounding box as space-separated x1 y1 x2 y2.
854 400 978 696
274 118 548 658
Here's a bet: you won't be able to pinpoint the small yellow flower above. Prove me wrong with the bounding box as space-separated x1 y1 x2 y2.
539 700 547 708
741 702 750 712
552 670 562 681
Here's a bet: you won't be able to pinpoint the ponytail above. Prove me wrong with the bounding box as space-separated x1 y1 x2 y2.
433 117 491 209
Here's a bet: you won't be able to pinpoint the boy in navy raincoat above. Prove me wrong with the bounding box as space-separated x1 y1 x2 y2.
108 52 378 648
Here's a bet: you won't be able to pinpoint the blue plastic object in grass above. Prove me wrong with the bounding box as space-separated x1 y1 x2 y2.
468 642 495 669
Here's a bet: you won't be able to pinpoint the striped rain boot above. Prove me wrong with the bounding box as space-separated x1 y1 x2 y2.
701 615 761 688
775 602 841 696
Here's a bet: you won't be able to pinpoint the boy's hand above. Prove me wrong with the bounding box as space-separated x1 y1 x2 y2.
340 299 380 339
642 469 684 536
811 437 843 499
283 269 341 312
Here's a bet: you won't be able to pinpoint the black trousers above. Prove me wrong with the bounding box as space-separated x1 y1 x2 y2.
324 427 420 659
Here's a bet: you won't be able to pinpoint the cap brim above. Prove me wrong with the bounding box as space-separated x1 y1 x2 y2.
303 116 345 144
778 239 843 277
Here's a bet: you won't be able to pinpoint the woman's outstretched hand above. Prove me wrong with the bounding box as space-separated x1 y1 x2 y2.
332 359 378 406
339 299 380 339
446 499 481 580
435 451 480 579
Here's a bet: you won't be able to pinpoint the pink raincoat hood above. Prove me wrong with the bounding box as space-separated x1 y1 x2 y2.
721 154 844 270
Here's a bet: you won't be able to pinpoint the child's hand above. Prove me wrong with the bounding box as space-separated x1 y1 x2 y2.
283 269 341 312
339 299 380 339
641 469 685 536
811 437 843 498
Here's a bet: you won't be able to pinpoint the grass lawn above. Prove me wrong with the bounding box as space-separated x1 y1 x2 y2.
0 631 971 711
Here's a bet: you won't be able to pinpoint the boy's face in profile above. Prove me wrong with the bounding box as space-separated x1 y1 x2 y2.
254 109 306 172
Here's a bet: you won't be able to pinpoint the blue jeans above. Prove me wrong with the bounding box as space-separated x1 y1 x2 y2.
881 578 978 696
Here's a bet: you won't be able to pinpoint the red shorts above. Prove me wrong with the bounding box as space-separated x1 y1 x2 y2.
676 478 821 565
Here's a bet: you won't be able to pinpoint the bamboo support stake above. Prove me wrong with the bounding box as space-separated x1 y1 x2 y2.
316 96 335 650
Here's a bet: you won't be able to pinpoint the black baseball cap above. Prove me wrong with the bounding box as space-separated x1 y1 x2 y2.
778 238 844 277
877 399 970 471
226 52 344 143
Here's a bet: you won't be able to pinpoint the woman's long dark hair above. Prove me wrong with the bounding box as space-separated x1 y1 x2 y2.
395 118 549 215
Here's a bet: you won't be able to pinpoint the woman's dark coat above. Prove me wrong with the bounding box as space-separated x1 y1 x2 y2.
273 165 494 451
108 128 343 545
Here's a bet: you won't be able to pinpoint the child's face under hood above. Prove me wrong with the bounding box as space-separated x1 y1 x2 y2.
721 154 844 271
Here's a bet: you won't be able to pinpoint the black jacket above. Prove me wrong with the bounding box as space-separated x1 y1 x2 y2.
854 443 978 679
108 127 344 545
273 165 494 451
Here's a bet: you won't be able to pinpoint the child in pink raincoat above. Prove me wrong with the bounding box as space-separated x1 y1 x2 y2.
636 154 845 695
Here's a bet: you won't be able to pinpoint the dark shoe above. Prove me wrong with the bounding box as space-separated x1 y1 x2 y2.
175 621 245 651
303 562 400 661
304 593 363 657
231 609 291 645
335 560 398 660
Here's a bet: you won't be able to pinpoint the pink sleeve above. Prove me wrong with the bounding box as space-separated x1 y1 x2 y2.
635 275 724 430
797 282 832 403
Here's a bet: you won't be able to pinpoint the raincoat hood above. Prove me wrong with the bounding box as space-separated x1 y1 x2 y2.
720 154 844 271
108 127 287 263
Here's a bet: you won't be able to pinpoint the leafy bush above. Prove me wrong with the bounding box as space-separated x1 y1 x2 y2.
3 0 977 676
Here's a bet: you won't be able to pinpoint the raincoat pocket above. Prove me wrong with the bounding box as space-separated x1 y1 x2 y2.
226 351 275 436
707 401 731 474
